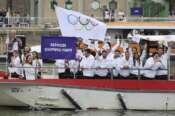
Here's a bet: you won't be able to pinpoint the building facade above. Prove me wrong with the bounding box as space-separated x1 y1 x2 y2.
0 0 174 20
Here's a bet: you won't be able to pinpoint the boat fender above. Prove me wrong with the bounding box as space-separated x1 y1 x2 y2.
117 93 127 110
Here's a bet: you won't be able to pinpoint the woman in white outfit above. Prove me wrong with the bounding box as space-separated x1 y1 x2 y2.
8 50 22 78
130 52 143 79
32 51 43 79
23 55 36 80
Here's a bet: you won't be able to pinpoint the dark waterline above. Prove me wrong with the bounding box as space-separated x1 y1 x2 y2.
0 107 175 116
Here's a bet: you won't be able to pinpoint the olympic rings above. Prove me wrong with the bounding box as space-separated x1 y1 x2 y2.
67 14 99 31
67 14 78 25
79 16 90 25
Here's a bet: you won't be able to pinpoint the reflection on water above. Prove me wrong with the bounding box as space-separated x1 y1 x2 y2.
0 108 175 116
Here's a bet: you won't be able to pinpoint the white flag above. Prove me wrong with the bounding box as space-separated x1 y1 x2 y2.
55 6 107 41
132 35 141 43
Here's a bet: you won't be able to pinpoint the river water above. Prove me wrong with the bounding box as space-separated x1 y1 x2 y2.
0 108 175 116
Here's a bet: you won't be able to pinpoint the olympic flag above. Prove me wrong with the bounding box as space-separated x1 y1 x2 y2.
55 6 107 41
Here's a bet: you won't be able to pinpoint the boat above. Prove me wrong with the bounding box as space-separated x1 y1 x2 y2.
0 78 175 110
0 21 175 111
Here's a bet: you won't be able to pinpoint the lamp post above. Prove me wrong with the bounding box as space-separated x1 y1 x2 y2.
109 0 117 21
50 0 58 10
169 0 172 16
65 0 73 10
109 0 117 11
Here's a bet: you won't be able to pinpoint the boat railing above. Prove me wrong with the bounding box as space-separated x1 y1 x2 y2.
5 66 169 80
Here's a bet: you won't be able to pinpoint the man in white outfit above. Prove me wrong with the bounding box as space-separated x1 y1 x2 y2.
142 52 162 79
156 47 168 79
119 51 133 79
80 49 95 78
111 50 122 79
95 50 111 79
55 59 68 78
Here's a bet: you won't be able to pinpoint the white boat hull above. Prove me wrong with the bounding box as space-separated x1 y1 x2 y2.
0 84 175 110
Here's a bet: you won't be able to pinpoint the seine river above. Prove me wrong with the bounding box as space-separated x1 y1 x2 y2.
0 108 175 116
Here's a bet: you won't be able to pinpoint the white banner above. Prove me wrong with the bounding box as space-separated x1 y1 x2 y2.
139 35 175 42
55 6 107 41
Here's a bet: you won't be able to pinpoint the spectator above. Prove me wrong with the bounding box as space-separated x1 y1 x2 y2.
0 8 6 24
103 6 110 22
15 12 20 26
110 10 115 22
118 11 126 21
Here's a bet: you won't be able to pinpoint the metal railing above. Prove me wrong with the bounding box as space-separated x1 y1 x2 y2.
0 16 175 29
0 17 58 28
4 66 170 80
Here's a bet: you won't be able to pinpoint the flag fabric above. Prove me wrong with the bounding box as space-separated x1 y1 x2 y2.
55 6 107 41
132 35 141 43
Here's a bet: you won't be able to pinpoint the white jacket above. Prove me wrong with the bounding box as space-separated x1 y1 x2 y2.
8 56 22 75
111 57 122 77
143 57 161 78
23 63 36 80
157 54 168 76
55 60 66 73
80 55 95 77
95 56 112 77
119 57 133 77
131 60 143 76
69 60 79 73
32 59 43 73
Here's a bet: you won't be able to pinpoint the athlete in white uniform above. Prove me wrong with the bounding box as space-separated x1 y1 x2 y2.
80 49 95 78
95 50 111 79
119 51 133 78
143 53 162 79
